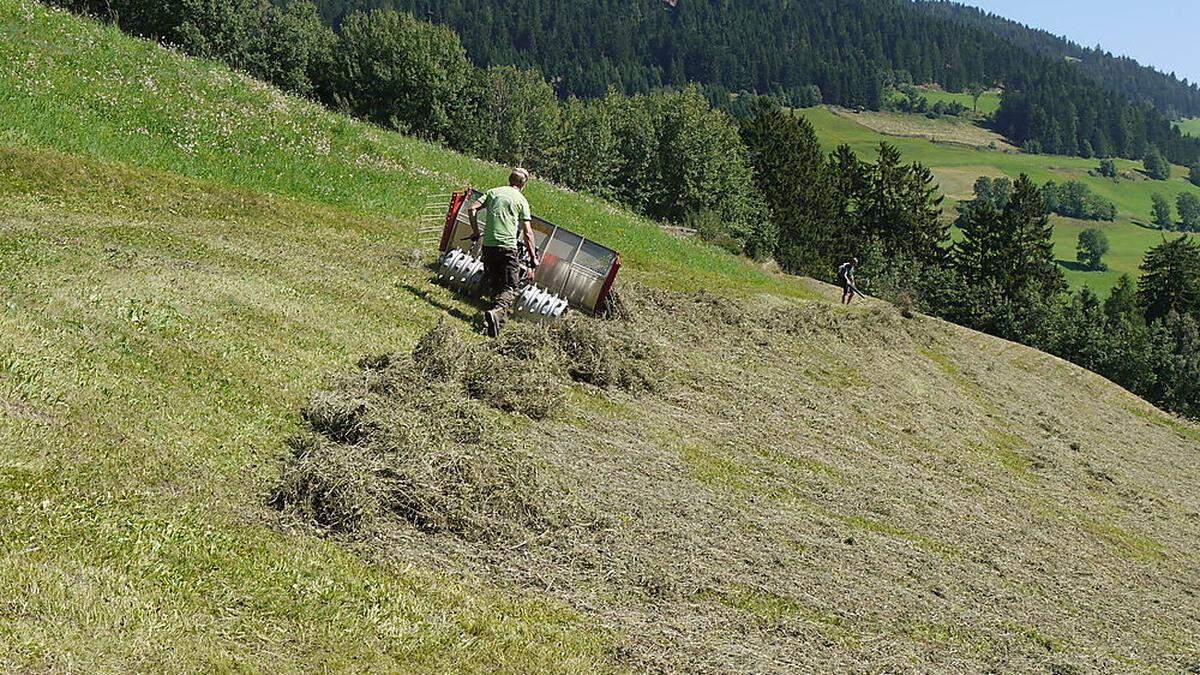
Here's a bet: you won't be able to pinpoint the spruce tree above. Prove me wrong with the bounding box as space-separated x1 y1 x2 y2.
1104 275 1142 324
1177 193 1200 231
1144 147 1172 180
956 174 1063 301
1006 174 1066 300
1138 236 1200 322
1152 194 1175 229
739 102 836 273
859 143 946 265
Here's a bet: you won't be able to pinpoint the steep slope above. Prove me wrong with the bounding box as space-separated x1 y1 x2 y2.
1 1 1198 672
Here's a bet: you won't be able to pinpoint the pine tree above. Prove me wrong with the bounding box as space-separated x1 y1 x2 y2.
1144 146 1172 180
1006 174 1066 299
1149 313 1200 418
859 143 946 265
827 143 869 246
1138 236 1200 322
1152 194 1175 229
956 174 1064 301
1104 274 1141 324
739 102 836 274
1177 193 1200 231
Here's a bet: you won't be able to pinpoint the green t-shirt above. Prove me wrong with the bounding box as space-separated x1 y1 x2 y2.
481 186 531 248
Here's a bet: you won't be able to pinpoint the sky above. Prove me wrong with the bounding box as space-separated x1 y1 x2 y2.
955 0 1200 84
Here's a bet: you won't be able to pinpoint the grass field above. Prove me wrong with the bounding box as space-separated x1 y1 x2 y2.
1175 117 1200 137
801 106 1200 293
0 1 803 669
886 86 1002 117
2 2 1200 671
913 86 1002 116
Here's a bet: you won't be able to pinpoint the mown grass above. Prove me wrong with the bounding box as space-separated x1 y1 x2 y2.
1080 518 1166 562
800 106 1200 294
0 145 618 670
703 585 852 638
972 429 1035 478
1126 405 1200 443
0 2 821 668
837 513 961 558
2 1 1196 670
680 441 752 491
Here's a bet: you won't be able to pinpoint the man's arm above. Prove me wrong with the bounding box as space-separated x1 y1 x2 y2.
521 220 539 268
466 196 486 240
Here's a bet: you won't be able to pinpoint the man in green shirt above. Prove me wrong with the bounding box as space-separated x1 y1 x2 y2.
467 168 540 336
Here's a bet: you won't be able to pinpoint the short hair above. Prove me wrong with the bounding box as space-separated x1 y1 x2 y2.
509 168 530 188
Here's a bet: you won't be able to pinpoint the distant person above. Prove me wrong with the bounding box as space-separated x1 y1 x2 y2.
467 168 540 336
837 257 859 305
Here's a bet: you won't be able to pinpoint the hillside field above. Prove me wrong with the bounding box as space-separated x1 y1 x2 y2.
1176 117 1200 137
1 1 1199 672
890 85 1003 116
802 106 1200 294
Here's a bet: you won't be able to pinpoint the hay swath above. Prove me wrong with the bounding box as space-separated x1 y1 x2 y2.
435 188 621 322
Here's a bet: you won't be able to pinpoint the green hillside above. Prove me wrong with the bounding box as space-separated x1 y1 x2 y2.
2 2 1199 672
802 106 1200 293
1177 117 1200 138
891 86 1002 116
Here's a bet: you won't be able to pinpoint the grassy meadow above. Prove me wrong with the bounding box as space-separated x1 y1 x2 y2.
2 1 1200 671
1175 117 1200 137
892 85 1003 116
800 106 1200 293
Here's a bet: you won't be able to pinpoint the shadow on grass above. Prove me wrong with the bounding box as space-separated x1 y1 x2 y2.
400 283 482 325
1056 259 1105 273
1130 219 1167 232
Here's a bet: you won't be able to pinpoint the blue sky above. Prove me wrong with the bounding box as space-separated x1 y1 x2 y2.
956 0 1200 84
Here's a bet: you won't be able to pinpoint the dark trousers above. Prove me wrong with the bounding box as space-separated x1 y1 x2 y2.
482 245 521 313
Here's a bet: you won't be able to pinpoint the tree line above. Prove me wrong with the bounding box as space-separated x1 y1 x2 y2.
994 72 1200 165
304 0 1200 166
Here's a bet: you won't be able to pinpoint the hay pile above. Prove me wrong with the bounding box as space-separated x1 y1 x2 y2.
273 316 662 539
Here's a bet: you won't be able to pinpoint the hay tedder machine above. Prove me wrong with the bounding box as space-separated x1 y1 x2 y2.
426 188 622 323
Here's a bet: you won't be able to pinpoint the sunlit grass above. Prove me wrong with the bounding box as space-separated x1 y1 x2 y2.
0 0 813 301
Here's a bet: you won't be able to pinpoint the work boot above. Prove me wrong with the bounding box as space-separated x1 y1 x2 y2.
483 309 500 338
